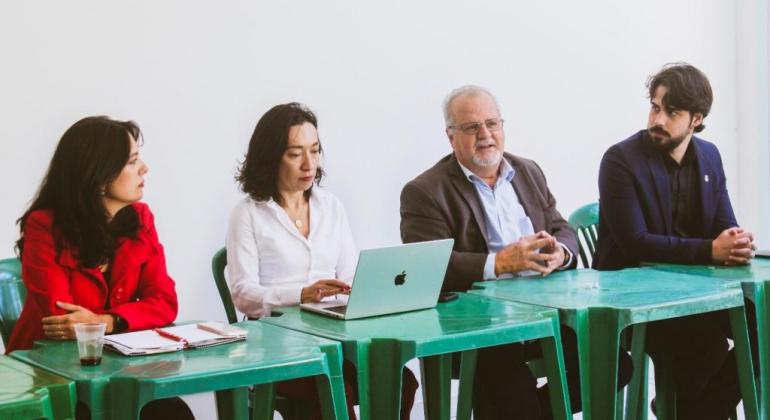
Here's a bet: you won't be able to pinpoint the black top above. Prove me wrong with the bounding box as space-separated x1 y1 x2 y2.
662 140 701 238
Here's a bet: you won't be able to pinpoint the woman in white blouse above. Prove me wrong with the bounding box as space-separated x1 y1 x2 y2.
227 103 417 419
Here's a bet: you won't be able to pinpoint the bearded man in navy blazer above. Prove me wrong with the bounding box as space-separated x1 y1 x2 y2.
595 63 758 419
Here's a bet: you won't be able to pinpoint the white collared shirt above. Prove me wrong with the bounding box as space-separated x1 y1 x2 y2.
226 187 357 318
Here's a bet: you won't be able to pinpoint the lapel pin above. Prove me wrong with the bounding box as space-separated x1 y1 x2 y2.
704 175 710 183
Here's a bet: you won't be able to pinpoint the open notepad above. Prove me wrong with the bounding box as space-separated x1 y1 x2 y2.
104 323 248 356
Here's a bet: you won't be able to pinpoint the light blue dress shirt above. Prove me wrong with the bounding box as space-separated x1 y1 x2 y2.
457 159 571 279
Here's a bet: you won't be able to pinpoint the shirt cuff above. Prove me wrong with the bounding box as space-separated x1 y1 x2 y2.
556 243 573 270
277 286 304 307
483 253 498 280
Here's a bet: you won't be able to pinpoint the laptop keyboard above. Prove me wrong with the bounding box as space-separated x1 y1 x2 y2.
326 305 347 314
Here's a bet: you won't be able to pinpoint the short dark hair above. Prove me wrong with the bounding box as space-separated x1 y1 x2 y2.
647 63 713 132
17 116 142 267
236 102 324 203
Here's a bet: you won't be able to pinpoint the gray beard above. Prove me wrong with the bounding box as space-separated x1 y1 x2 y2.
473 150 502 168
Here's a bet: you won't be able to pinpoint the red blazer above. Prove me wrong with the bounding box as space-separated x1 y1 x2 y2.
6 202 178 352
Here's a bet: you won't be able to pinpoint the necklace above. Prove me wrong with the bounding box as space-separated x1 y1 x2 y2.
281 196 308 231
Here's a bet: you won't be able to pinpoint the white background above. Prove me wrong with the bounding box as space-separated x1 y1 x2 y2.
1 1 768 418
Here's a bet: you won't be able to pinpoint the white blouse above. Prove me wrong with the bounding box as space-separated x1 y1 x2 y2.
226 187 358 318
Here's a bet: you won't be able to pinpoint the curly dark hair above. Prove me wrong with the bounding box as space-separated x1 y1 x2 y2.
17 116 142 267
647 62 713 133
236 102 324 203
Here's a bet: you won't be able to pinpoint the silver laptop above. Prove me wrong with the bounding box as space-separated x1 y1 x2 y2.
300 239 454 320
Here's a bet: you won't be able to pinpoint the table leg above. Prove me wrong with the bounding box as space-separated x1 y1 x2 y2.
315 374 349 420
748 281 770 419
369 339 414 420
728 305 759 420
455 350 477 420
651 354 676 419
420 353 452 420
575 308 622 420
540 315 571 420
348 341 372 420
105 379 141 420
625 323 649 420
81 381 109 420
214 387 250 420
249 383 275 420
317 345 350 420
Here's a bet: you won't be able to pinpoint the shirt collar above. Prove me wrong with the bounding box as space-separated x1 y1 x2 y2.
661 138 696 168
457 158 515 185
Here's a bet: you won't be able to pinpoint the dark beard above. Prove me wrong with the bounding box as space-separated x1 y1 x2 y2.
648 128 686 152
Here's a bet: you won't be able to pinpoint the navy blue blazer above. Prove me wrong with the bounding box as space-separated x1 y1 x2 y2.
593 130 738 270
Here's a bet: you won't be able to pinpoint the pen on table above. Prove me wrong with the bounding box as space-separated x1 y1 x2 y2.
154 328 188 346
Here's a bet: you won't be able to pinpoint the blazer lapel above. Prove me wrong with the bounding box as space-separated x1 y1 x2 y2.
57 248 108 295
643 139 673 234
448 159 490 243
509 159 546 232
110 235 154 292
693 139 715 230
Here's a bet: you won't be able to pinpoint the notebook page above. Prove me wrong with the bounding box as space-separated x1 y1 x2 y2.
104 329 185 351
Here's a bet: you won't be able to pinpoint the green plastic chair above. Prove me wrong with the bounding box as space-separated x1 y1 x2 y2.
567 202 599 269
211 248 239 324
568 205 641 418
211 248 311 420
0 257 25 346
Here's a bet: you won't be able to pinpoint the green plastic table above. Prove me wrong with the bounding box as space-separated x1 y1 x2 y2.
470 268 759 420
260 292 572 420
0 355 76 419
11 321 349 420
648 258 770 419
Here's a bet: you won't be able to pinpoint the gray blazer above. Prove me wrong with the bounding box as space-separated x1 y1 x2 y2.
400 152 578 291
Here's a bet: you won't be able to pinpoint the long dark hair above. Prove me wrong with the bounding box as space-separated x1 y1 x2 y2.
236 102 324 204
16 116 143 268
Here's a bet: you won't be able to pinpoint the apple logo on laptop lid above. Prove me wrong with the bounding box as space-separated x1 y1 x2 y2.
394 270 407 286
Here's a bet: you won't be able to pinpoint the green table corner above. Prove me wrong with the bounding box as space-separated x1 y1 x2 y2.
11 321 349 420
0 354 76 419
648 258 770 419
261 292 572 420
470 267 759 420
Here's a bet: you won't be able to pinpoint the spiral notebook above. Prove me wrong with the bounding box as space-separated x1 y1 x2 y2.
104 323 247 356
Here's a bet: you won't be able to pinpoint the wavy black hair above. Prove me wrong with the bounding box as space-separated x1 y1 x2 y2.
236 102 324 204
647 62 713 133
16 116 143 267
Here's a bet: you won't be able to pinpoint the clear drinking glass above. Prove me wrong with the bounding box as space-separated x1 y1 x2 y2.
74 323 106 366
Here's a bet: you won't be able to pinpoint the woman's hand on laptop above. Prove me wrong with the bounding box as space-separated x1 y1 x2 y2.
301 279 352 303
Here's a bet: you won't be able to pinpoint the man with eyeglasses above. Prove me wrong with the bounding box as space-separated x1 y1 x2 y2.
400 85 631 418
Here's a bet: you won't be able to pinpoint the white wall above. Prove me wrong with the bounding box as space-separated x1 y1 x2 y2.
1 1 766 335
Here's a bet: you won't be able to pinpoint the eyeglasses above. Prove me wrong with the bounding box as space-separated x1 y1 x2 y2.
448 118 505 135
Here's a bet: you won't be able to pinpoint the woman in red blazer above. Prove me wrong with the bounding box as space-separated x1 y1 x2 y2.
7 116 192 420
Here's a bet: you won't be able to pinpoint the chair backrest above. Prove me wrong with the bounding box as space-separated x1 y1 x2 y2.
211 248 238 324
567 202 599 268
0 257 25 345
